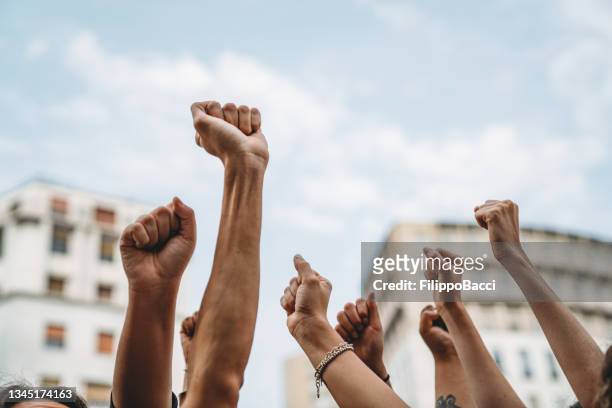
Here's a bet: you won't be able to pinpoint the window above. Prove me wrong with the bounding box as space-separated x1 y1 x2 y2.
40 376 60 387
45 324 65 349
95 207 115 224
51 197 68 216
97 331 114 354
51 225 71 254
99 234 117 262
97 284 113 302
519 349 533 379
0 226 4 258
546 351 559 381
47 276 66 296
85 383 111 405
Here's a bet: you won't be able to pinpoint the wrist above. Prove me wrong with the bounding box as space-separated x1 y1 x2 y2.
292 317 346 368
433 349 460 364
370 360 388 380
492 242 527 264
292 316 333 344
438 301 466 322
224 152 267 173
128 278 180 300
497 247 532 270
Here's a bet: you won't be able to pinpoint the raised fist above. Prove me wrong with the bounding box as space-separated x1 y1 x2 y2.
280 255 333 339
180 311 199 364
474 199 522 261
120 197 196 291
419 305 457 361
191 101 269 167
423 247 463 311
335 294 388 379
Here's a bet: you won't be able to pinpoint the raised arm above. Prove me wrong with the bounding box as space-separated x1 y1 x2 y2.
419 305 475 408
474 199 604 407
183 101 268 408
280 255 409 408
424 247 525 408
112 198 196 408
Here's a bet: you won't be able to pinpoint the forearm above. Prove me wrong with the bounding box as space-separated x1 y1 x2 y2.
112 284 179 408
434 356 475 408
501 255 604 406
443 303 524 407
187 158 264 405
297 321 409 408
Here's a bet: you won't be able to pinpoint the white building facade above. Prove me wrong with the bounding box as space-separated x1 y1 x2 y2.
0 179 185 407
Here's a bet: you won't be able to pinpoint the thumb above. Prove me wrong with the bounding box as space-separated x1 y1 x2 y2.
366 292 382 329
293 254 316 281
190 102 220 135
419 305 438 335
172 197 196 242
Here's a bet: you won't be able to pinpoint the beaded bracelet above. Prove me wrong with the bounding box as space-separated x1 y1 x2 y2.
314 342 354 398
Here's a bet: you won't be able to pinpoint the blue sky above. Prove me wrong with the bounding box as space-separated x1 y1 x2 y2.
1 0 612 406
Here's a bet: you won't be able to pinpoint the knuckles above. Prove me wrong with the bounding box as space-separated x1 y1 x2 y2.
207 101 222 112
223 102 237 112
153 206 172 219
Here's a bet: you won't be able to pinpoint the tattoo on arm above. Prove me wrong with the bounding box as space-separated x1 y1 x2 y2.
436 394 461 408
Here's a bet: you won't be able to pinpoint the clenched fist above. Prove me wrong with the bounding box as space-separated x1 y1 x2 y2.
180 311 199 365
423 247 463 313
419 305 457 362
120 197 196 291
474 199 523 262
191 101 269 167
335 294 388 380
280 255 333 339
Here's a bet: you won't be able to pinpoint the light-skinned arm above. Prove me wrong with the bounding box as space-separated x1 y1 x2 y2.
281 255 410 408
424 247 525 408
474 199 604 408
419 305 475 408
182 101 268 408
112 197 196 408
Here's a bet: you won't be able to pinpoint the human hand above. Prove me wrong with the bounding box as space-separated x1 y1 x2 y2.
335 293 388 379
419 305 457 362
423 247 463 315
191 101 268 168
280 255 333 340
474 199 524 262
120 197 196 292
180 311 199 365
